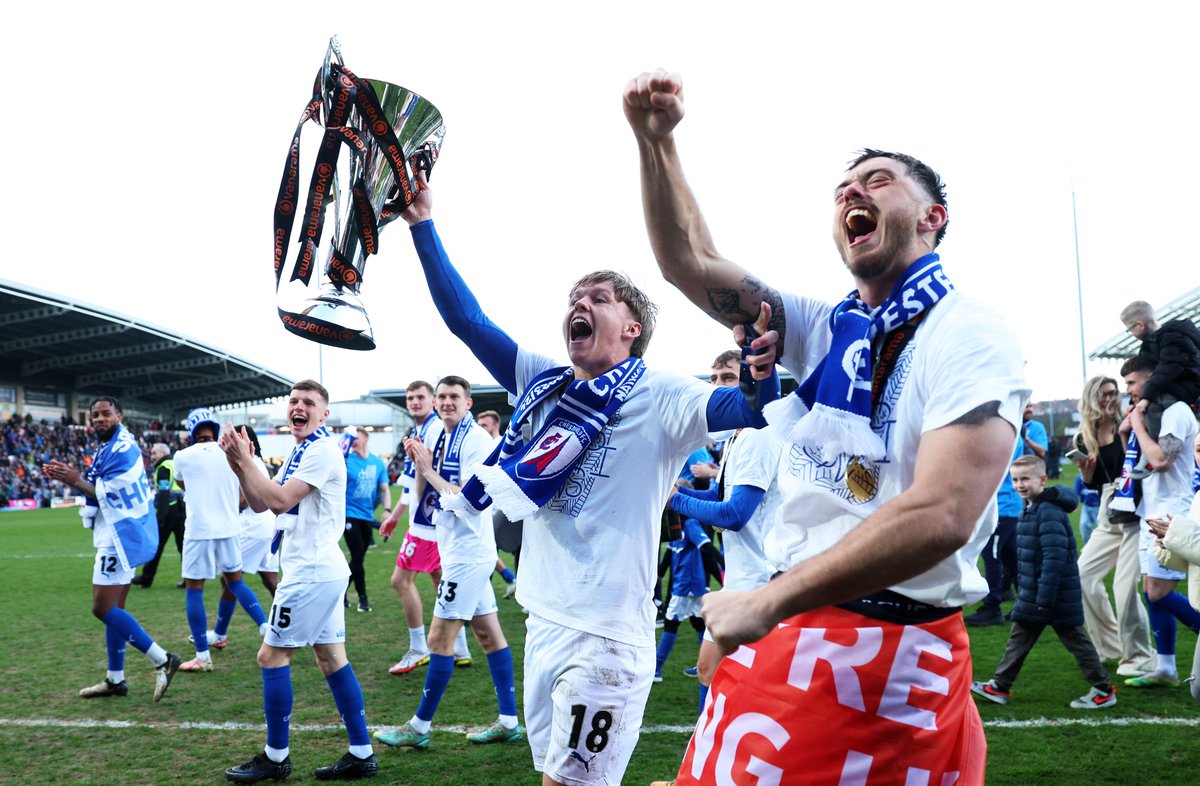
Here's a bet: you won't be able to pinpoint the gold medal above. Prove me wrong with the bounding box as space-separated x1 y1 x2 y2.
846 457 878 501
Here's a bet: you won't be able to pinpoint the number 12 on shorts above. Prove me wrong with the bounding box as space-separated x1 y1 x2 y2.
568 704 612 754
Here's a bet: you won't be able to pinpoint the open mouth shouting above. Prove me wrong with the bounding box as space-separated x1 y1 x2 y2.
845 207 878 247
290 411 310 432
569 316 594 343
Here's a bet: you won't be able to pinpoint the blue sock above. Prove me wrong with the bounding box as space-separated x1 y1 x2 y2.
415 654 456 723
698 683 709 717
326 663 370 747
1146 592 1177 656
227 578 268 627
485 647 518 718
213 598 237 638
697 629 705 646
499 568 516 583
263 665 293 751
655 631 677 675
1152 591 1200 634
185 588 209 654
106 624 126 672
101 608 154 654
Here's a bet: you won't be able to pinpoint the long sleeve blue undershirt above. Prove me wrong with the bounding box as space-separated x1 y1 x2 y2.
410 219 779 429
669 484 765 531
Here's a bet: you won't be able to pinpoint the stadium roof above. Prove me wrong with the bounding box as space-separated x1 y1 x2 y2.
1088 286 1200 361
1 279 295 419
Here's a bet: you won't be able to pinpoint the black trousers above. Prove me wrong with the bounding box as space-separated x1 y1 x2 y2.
139 504 185 582
343 517 374 599
992 620 1109 692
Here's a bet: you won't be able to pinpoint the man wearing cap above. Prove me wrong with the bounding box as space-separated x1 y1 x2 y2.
173 408 270 673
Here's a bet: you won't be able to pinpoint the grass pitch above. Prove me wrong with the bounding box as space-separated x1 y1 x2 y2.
1 473 1197 784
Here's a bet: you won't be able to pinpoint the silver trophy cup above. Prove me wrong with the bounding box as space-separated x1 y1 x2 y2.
273 37 445 350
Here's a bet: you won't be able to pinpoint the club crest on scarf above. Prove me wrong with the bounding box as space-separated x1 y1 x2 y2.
517 420 589 480
767 255 953 503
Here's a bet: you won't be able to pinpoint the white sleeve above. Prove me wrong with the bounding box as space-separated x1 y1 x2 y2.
725 428 784 491
776 289 833 383
651 372 715 451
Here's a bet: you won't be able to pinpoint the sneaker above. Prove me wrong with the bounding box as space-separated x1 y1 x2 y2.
388 649 430 675
179 656 214 673
79 678 128 698
455 655 473 669
225 751 292 783
653 672 663 683
503 580 517 599
374 722 431 749
344 593 350 609
964 605 1004 627
1070 685 1117 709
649 781 677 786
154 653 182 702
971 679 1010 705
357 597 372 613
683 666 698 678
314 751 379 780
1116 663 1152 678
188 630 229 650
1124 671 1181 688
131 574 151 587
466 721 524 744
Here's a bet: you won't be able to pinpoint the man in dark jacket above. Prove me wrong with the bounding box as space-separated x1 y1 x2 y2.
132 443 186 588
1121 301 1200 439
972 455 1117 709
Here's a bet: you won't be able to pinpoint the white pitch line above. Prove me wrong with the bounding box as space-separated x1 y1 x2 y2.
2 717 1198 734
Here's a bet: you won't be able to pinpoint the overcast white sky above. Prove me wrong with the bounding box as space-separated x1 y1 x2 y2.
8 2 1197 404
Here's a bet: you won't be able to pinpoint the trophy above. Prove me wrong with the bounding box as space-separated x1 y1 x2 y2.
273 37 445 350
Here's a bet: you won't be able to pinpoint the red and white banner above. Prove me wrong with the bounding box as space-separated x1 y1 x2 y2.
676 606 986 786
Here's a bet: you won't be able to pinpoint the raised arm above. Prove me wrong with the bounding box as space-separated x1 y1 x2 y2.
624 70 787 354
670 484 766 532
403 174 519 392
702 405 1015 654
220 425 311 515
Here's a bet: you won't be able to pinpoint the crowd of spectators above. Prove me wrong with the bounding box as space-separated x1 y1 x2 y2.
0 413 185 508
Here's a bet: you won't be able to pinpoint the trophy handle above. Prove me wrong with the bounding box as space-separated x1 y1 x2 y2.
272 38 445 351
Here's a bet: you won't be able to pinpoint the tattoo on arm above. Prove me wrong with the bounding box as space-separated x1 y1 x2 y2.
949 401 1002 427
705 287 757 324
1158 434 1184 465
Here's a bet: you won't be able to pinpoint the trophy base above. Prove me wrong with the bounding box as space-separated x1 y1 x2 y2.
277 290 375 351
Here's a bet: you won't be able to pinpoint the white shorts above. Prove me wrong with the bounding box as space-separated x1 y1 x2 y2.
434 561 498 621
181 536 244 580
524 614 654 786
265 579 346 648
239 535 280 575
665 594 704 622
92 547 135 586
1140 526 1187 581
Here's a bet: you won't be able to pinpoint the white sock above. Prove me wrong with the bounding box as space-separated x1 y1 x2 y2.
146 643 168 666
1156 654 1177 674
107 670 125 684
454 627 469 658
259 622 269 637
348 744 373 760
265 745 289 763
409 626 427 652
195 650 212 663
498 714 518 730
409 716 431 734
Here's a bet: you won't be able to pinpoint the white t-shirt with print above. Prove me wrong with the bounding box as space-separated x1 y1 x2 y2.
1139 401 1199 520
278 436 350 584
512 347 714 647
771 288 1028 608
173 442 242 540
432 424 497 565
718 426 784 592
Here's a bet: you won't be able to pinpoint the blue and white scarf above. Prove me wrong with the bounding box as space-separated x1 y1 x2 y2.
767 254 953 462
447 356 646 520
271 426 331 553
402 412 439 489
82 424 158 569
412 413 477 527
1109 431 1139 514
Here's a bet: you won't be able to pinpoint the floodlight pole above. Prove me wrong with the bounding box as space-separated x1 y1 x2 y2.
1072 181 1087 386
